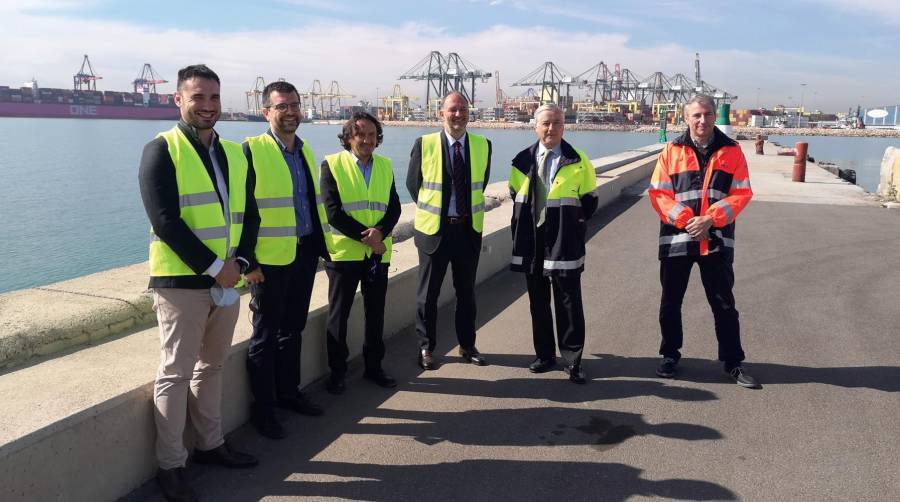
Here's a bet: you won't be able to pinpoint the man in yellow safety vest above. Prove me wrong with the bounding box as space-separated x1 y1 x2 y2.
139 64 259 502
406 91 492 370
319 112 401 394
508 104 598 384
242 81 329 440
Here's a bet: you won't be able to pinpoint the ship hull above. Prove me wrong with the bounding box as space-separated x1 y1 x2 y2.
0 102 180 120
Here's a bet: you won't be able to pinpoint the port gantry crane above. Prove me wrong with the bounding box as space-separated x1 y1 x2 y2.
381 84 417 121
73 54 101 91
133 64 167 94
399 51 492 118
510 61 577 111
246 76 267 116
567 53 737 123
325 80 354 118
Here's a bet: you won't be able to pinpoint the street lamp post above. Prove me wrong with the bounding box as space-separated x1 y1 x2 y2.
800 83 807 113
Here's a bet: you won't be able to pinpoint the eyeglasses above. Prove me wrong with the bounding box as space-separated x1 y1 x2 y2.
266 102 301 112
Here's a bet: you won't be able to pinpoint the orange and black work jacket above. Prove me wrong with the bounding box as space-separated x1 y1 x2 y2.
509 139 599 277
649 129 753 262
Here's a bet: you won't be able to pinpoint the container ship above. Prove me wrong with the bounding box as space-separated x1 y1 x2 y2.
0 56 180 121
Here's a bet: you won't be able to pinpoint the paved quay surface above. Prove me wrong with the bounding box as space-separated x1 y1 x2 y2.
124 142 899 501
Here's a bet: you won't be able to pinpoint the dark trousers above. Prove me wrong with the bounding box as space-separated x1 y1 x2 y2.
658 253 745 365
415 222 479 352
325 259 388 378
526 272 585 367
247 239 319 412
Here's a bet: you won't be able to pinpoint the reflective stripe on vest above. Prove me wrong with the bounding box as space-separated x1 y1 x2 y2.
414 132 488 235
246 133 326 265
323 150 394 263
149 126 247 277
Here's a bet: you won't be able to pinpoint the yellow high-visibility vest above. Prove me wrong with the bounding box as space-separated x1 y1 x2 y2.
414 132 487 234
246 133 327 265
323 150 393 263
149 126 247 277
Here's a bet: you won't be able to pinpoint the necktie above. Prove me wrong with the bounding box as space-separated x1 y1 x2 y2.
452 141 467 216
535 151 550 227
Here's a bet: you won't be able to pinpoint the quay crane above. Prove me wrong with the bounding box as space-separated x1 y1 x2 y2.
568 53 737 124
326 80 354 118
399 51 491 118
510 61 577 112
381 84 417 121
73 54 101 91
246 76 266 116
133 64 167 94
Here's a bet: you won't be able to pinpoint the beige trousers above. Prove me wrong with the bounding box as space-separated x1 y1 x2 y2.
152 288 239 469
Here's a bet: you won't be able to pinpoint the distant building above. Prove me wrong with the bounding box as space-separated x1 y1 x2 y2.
861 106 900 128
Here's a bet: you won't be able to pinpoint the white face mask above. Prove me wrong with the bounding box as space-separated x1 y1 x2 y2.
210 285 240 307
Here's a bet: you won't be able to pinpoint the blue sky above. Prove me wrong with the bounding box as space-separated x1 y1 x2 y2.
2 0 898 112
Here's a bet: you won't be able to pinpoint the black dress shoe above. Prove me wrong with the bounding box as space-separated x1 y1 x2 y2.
364 368 397 388
192 442 258 469
528 357 557 373
250 411 287 440
419 350 436 370
156 467 198 502
459 347 488 366
278 392 325 415
326 375 346 395
565 365 587 384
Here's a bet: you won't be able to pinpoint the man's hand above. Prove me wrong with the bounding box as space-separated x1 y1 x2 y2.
685 215 714 239
214 258 241 288
244 267 265 285
360 228 384 248
371 241 387 255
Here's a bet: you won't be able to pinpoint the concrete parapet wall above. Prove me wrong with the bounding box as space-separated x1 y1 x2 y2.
0 147 658 502
0 265 154 369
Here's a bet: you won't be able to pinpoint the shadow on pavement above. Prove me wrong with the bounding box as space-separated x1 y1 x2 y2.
347 406 721 447
405 372 718 403
590 353 900 392
270 459 737 501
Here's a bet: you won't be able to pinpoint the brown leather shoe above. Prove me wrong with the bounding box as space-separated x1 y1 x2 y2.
419 350 436 370
156 467 197 502
459 347 488 366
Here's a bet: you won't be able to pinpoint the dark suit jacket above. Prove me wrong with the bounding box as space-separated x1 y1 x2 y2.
139 121 260 289
405 131 492 255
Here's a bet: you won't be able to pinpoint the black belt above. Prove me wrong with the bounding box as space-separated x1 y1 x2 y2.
446 215 469 225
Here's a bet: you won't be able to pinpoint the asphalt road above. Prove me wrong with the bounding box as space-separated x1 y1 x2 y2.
123 185 900 501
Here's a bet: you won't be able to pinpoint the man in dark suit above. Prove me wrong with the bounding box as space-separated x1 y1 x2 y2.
406 91 492 370
508 104 598 384
319 112 401 394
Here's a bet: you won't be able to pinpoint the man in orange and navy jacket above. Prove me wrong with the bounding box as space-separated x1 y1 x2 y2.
648 94 759 389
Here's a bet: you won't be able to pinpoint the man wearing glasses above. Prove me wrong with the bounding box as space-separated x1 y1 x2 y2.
242 81 329 439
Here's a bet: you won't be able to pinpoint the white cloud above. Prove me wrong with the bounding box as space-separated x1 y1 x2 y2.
0 8 895 112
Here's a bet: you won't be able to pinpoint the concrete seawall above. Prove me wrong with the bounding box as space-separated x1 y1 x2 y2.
0 144 662 502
